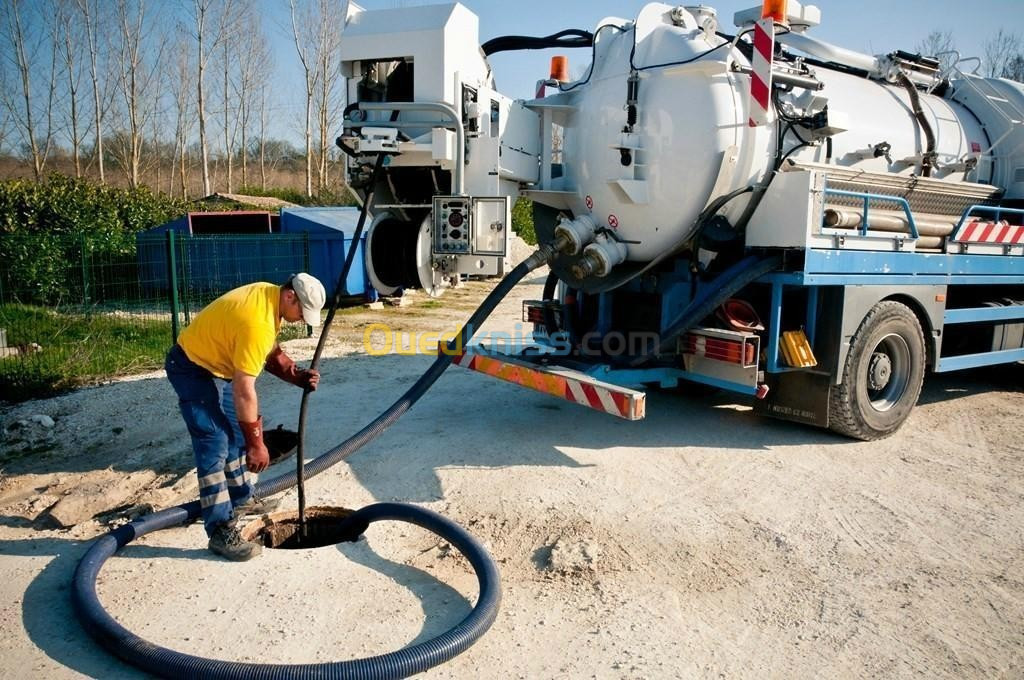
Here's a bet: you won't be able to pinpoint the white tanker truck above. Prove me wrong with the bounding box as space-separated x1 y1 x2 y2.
338 1 1024 439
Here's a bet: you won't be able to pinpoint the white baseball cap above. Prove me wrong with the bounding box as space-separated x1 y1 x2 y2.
289 273 326 327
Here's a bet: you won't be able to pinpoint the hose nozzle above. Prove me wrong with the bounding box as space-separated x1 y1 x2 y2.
570 233 628 279
554 214 598 256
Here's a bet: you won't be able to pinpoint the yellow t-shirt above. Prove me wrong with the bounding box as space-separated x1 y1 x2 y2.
178 282 281 379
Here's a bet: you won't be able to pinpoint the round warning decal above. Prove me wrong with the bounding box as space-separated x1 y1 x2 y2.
607 214 619 229
585 195 593 210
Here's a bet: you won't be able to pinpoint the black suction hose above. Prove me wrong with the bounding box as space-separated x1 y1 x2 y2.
72 502 500 680
296 154 386 543
896 71 936 177
71 234 560 678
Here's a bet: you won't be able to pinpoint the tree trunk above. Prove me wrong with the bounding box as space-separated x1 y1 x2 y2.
196 1 211 196
6 1 44 179
259 84 267 190
77 0 104 183
179 141 188 199
223 39 232 193
304 91 313 197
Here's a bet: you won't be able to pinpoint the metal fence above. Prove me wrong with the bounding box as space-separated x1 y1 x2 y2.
0 232 309 401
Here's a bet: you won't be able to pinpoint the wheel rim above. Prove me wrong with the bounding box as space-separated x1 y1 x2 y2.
866 332 911 411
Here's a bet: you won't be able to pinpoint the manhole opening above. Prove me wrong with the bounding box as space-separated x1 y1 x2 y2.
242 506 361 550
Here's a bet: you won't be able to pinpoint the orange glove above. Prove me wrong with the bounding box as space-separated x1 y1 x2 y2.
264 346 319 391
240 416 270 473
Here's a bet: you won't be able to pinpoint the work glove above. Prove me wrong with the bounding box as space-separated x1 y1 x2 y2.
264 346 319 391
240 415 270 473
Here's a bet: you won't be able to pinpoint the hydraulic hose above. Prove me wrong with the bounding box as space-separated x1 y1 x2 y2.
481 29 593 56
296 153 386 542
71 234 561 678
72 502 500 680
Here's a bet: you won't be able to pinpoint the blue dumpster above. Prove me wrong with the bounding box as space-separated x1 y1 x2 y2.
278 207 369 298
136 211 302 296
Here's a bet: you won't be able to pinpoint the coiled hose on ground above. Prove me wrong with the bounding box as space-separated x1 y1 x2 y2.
71 240 560 678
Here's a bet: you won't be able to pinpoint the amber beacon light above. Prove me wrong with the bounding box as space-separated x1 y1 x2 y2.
549 55 569 82
761 0 788 22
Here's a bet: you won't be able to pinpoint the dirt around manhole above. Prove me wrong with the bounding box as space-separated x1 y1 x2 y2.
241 506 362 549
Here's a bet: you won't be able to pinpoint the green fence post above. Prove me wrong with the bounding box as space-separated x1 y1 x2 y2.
303 231 310 272
182 235 191 325
167 231 180 343
80 235 90 305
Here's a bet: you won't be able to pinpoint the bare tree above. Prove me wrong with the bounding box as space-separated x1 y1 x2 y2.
983 29 1024 80
168 21 196 198
313 0 343 194
75 0 108 183
916 30 957 74
110 0 166 188
54 0 85 177
191 0 234 196
289 0 319 197
984 29 1024 81
0 0 57 179
220 27 237 193
258 82 268 189
235 11 270 189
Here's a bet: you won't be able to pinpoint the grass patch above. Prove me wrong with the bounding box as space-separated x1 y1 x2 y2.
0 303 172 401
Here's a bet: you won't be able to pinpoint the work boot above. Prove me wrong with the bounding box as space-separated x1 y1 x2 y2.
233 495 281 517
208 523 262 561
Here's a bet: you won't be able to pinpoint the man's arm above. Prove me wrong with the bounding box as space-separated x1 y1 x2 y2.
264 345 320 390
232 372 259 421
233 372 269 473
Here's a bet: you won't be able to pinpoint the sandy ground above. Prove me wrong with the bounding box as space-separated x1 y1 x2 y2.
1 270 1022 679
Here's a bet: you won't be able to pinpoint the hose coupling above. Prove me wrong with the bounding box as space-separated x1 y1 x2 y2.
571 233 628 279
554 214 598 256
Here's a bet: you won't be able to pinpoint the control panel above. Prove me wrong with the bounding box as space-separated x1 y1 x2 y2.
431 196 508 257
433 197 472 254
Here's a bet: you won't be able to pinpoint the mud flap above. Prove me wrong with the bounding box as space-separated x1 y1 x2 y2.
753 371 831 428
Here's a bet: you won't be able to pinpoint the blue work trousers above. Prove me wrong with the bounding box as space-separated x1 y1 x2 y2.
165 344 254 536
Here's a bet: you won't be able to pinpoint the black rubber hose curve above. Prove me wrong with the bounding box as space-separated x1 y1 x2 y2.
72 502 500 680
70 252 549 677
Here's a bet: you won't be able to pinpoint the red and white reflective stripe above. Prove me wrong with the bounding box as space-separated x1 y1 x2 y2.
450 349 645 420
748 18 774 127
954 218 1024 244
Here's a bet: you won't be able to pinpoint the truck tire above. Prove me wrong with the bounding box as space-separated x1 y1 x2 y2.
829 301 926 440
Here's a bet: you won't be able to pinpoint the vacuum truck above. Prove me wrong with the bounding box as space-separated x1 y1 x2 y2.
337 0 1024 440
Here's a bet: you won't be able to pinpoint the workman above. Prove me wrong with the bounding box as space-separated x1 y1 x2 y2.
164 273 327 561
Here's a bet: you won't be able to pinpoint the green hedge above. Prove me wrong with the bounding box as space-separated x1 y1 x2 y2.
512 197 536 245
0 174 188 242
0 175 189 305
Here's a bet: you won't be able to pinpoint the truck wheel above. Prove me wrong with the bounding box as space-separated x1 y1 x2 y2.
829 301 926 440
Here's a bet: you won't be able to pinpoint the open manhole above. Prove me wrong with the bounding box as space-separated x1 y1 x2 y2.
241 506 363 550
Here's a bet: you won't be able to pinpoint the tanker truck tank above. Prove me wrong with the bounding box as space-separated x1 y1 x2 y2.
527 2 1018 292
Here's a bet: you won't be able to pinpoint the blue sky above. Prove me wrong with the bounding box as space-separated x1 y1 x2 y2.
262 0 1024 143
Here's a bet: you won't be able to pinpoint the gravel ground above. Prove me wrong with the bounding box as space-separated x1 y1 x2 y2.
1 270 1022 679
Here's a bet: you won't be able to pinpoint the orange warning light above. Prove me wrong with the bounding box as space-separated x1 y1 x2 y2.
549 55 569 82
761 0 788 22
